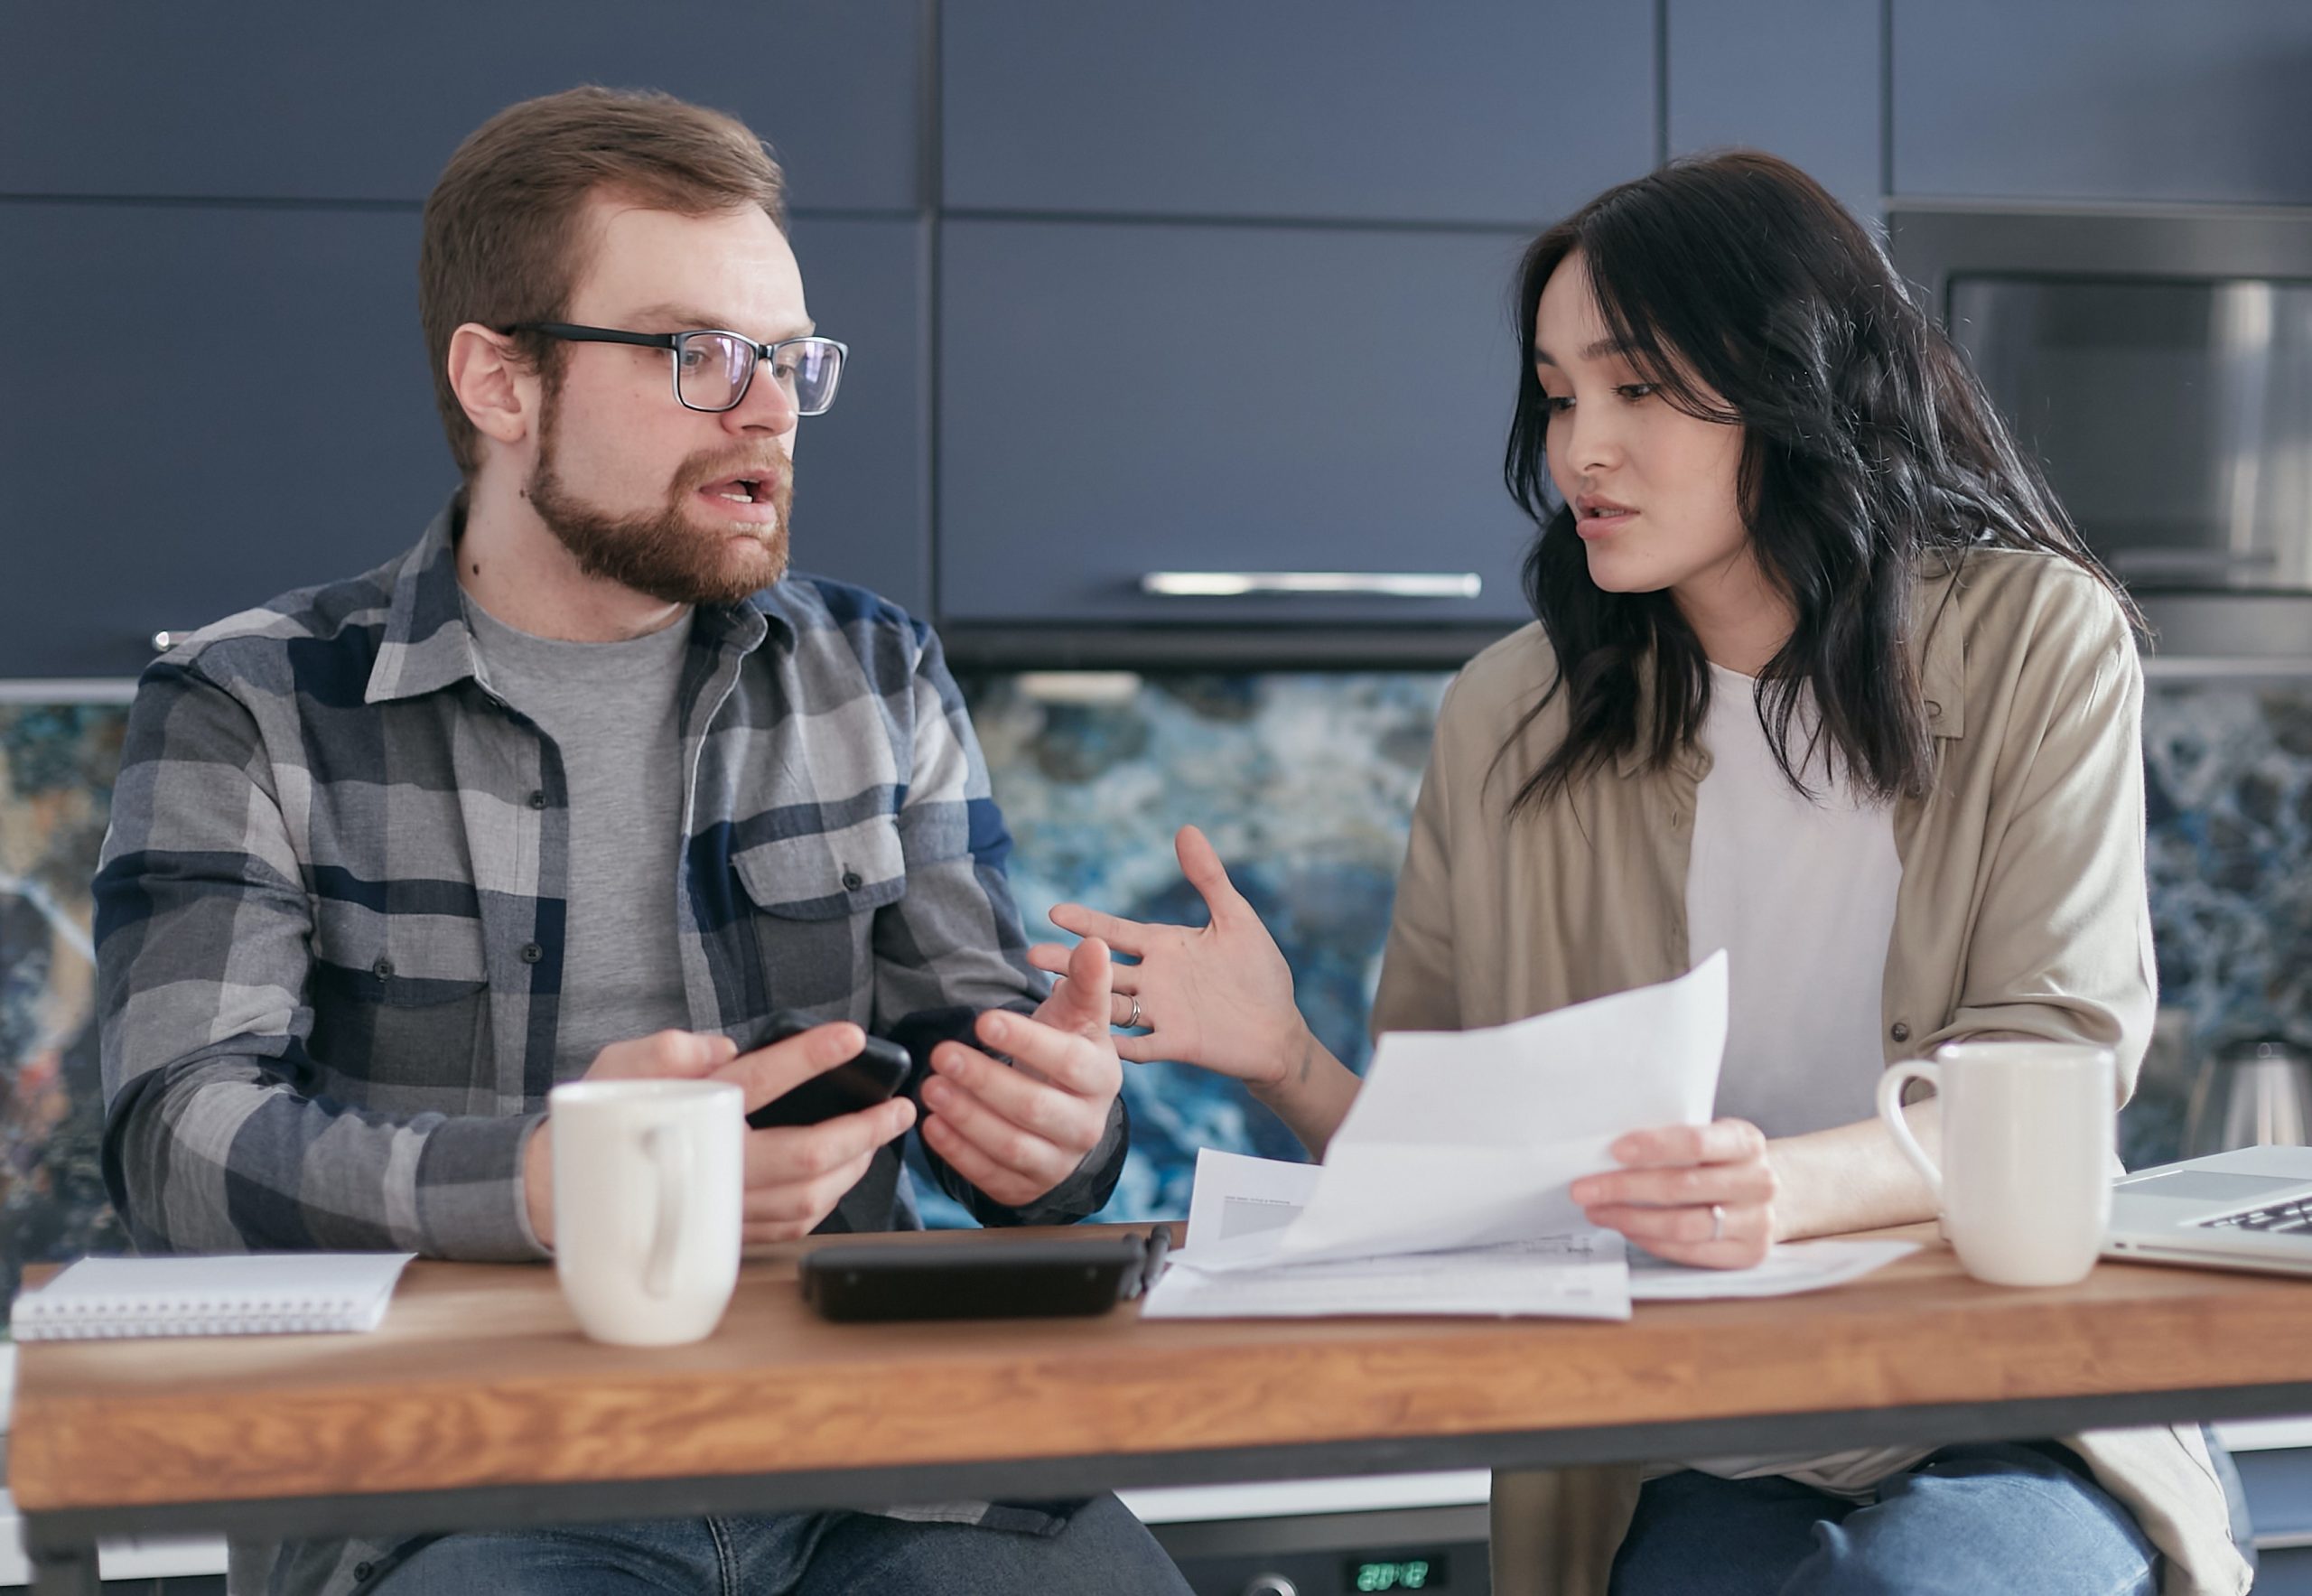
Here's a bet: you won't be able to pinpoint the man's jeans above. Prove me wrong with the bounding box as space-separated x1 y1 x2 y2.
1608 1442 2158 1596
371 1494 1193 1595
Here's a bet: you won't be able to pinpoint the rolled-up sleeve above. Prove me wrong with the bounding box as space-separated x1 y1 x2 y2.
1925 579 2156 1100
96 660 543 1261
872 622 1126 1224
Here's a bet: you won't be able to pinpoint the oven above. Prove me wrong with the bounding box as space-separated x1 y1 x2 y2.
1891 201 2312 667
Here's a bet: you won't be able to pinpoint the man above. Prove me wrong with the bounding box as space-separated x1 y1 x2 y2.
95 86 1189 1595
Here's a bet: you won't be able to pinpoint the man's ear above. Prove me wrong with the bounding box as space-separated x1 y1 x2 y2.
445 323 536 449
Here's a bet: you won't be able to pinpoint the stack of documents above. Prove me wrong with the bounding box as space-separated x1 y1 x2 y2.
1142 955 1913 1321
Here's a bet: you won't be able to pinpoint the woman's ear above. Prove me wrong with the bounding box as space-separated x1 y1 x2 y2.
445 323 536 450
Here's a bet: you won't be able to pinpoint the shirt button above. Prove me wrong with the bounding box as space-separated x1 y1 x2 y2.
1891 1022 1911 1044
527 789 547 810
354 1563 373 1582
841 869 865 891
371 957 395 979
520 943 544 964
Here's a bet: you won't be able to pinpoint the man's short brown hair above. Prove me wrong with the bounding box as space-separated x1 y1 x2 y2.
418 86 788 477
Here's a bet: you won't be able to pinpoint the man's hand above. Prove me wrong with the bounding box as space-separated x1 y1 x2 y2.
716 1022 918 1246
918 937 1125 1209
526 1024 916 1250
526 1029 740 1248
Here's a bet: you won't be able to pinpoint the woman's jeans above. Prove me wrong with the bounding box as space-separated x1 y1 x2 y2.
371 1493 1191 1595
1608 1442 2158 1596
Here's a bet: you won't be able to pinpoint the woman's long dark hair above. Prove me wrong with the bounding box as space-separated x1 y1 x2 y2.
1497 150 2137 811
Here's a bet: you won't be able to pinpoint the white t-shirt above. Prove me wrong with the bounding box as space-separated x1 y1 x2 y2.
1687 663 1901 1140
1677 662 1925 1497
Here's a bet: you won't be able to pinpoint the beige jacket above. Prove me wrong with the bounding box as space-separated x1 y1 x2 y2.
1370 548 2249 1596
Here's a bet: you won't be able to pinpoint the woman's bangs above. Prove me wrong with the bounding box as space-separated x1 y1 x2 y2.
1577 238 1741 428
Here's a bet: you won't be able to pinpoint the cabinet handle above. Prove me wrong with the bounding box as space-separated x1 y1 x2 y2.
1139 571 1483 599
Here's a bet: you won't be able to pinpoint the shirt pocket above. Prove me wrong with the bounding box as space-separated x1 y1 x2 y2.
730 814 907 1015
306 910 492 1100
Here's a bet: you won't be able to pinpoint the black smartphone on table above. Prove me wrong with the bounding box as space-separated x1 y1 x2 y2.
740 1012 914 1129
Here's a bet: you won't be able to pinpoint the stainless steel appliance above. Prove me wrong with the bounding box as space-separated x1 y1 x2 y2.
1146 1503 1488 1596
2185 1037 2312 1158
1890 201 2312 667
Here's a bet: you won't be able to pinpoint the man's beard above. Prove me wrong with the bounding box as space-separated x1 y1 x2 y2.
525 390 793 607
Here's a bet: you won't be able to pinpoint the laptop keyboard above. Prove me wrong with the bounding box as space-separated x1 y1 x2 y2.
2201 1198 2312 1235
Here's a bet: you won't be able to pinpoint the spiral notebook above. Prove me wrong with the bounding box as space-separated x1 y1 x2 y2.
11 1253 418 1340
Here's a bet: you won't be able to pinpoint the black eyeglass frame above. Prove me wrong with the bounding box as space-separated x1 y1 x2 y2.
503 322 849 415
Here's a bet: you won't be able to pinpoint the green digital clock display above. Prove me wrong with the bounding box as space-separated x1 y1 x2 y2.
1345 1553 1449 1591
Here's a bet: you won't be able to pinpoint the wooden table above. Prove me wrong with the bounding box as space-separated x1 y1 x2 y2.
14 1223 2312 1593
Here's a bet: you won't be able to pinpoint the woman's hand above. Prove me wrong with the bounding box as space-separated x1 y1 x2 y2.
1569 1118 1778 1269
1028 825 1310 1087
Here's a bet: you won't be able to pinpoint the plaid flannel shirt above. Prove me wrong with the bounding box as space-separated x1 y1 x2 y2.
94 505 1123 1594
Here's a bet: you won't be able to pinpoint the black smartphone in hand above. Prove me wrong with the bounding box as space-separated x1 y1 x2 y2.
741 1012 914 1129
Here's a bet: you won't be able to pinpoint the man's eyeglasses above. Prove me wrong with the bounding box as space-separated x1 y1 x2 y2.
505 322 848 415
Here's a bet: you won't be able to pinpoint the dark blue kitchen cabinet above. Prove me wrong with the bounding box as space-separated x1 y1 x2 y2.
0 0 935 681
1892 0 2312 205
941 0 1655 227
2261 1550 2312 1595
0 204 928 678
1666 0 1883 222
782 215 932 617
2234 1442 2312 1593
0 202 447 679
0 1 924 212
936 219 1537 631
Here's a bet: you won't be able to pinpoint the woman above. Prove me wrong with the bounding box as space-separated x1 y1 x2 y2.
1032 154 2245 1595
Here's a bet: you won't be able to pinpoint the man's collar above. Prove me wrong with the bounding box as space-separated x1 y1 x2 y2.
725 581 793 653
362 497 792 705
363 502 483 705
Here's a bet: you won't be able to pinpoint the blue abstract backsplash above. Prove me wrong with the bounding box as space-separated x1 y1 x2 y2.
921 672 1450 1226
5 676 2309 1310
1 705 131 1306
2130 683 2312 1162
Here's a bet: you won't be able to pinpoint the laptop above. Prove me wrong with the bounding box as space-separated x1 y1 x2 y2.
2104 1144 2312 1277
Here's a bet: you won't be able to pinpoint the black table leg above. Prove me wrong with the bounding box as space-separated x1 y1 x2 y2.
28 1544 102 1596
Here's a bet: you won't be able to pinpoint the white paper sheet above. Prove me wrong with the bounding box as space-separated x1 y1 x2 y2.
1142 1231 1630 1321
1626 1238 1918 1300
1157 1152 1916 1315
1183 1147 1320 1248
1189 953 1729 1274
1156 982 1916 1322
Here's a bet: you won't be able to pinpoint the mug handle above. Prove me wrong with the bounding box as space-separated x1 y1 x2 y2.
641 1124 686 1299
1876 1059 1944 1201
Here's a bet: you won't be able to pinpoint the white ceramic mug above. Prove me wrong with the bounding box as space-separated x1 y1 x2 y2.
548 1078 744 1345
1875 1040 2116 1286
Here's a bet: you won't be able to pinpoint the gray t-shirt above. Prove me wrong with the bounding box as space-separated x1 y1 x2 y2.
462 593 694 1078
